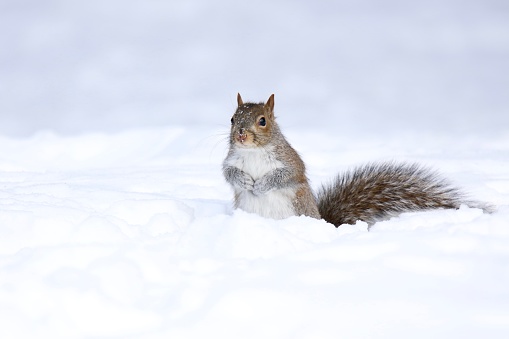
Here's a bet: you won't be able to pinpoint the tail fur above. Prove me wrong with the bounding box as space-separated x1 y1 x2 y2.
316 162 491 227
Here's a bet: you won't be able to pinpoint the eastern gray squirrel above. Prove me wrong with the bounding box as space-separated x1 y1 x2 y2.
223 93 492 226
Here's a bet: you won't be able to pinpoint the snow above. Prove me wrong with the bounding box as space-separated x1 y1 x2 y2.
2 127 509 338
1 0 509 338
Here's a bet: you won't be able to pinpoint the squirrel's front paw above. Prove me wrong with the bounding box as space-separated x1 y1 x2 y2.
236 172 254 191
253 179 271 196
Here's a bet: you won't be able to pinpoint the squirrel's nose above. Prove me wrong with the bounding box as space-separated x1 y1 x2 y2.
236 130 247 143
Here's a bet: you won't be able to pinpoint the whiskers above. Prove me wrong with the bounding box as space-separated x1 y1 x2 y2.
206 130 230 157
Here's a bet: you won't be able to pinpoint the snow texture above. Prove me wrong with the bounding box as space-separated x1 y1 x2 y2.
1 0 509 338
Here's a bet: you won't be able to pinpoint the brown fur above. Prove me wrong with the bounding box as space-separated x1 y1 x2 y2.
230 94 275 148
316 162 469 226
293 185 320 218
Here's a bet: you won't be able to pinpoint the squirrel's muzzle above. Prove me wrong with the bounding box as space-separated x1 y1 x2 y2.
236 131 247 143
233 128 248 144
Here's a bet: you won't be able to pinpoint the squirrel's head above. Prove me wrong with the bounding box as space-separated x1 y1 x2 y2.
229 93 276 148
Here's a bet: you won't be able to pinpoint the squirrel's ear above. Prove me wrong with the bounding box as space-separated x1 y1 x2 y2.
237 93 244 107
265 94 275 116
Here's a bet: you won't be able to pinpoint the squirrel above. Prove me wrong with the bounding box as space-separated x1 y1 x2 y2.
222 93 492 226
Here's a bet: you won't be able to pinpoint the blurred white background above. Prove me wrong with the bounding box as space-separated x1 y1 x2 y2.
1 0 508 136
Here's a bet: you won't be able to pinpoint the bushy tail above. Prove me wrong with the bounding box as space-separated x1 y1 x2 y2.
316 162 492 227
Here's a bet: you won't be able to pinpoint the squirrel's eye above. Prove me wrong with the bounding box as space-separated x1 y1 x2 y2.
230 117 234 125
258 117 266 127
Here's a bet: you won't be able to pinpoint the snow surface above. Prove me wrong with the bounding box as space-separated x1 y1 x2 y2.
2 127 509 338
1 0 509 338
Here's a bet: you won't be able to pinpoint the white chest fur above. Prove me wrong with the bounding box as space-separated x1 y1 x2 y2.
226 146 283 179
226 146 296 219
